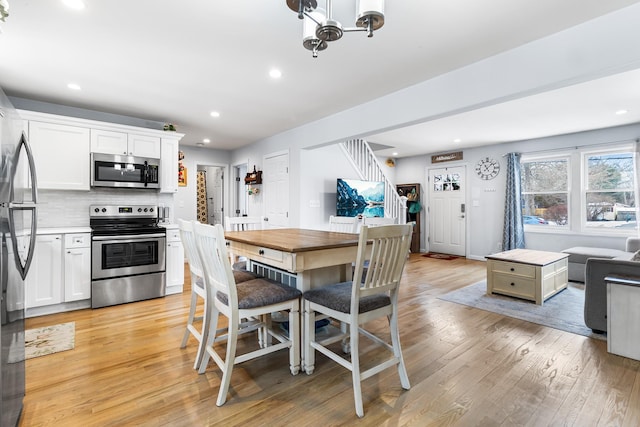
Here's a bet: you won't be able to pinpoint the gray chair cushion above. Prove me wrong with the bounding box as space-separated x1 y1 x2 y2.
303 281 390 314
217 278 301 309
233 269 259 283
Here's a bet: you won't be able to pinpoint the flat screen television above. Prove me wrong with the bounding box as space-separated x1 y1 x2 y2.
336 178 385 217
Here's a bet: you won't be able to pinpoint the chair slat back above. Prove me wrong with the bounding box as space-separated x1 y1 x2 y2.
352 224 413 302
178 219 204 280
225 216 265 231
362 216 397 227
193 222 238 310
329 215 359 233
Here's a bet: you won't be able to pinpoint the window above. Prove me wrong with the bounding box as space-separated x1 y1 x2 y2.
584 151 636 230
521 157 569 226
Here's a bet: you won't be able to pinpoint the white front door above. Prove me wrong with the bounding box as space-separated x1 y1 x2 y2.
428 166 466 256
264 151 290 228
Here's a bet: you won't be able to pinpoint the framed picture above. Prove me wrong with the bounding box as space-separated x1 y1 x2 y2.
178 163 187 187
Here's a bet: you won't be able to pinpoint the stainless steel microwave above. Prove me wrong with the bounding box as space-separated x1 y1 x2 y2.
90 153 160 189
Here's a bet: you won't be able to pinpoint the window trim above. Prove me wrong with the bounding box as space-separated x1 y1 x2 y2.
580 144 637 235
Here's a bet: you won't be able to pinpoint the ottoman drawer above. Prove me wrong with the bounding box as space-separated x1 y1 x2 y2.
491 273 536 299
489 260 536 278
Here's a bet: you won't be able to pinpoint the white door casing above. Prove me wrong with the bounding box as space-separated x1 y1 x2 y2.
428 166 466 256
264 151 290 228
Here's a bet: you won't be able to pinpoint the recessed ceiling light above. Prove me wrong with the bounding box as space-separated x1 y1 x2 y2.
67 83 81 90
392 152 398 156
203 138 210 144
62 0 85 10
269 69 282 79
210 111 220 118
615 109 628 115
453 138 462 143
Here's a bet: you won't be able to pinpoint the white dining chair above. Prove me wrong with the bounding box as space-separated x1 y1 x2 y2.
225 216 265 270
303 223 413 417
362 216 396 227
224 215 265 231
193 222 302 406
329 215 359 233
178 219 259 370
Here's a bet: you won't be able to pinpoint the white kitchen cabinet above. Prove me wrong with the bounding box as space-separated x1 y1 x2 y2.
28 121 90 190
25 234 63 308
64 233 91 302
160 137 179 193
91 129 160 158
90 129 128 155
166 227 185 294
128 134 161 158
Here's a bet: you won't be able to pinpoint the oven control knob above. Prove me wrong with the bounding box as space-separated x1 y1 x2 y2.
150 208 154 212
101 208 106 213
138 208 142 212
94 208 99 213
144 208 148 212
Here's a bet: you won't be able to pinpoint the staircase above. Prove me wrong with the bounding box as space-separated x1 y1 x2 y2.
340 138 407 223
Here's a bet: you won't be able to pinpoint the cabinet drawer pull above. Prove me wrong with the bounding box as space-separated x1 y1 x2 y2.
510 267 514 271
226 241 230 246
259 249 265 255
510 282 515 286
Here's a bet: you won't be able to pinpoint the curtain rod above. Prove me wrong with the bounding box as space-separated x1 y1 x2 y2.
503 137 640 157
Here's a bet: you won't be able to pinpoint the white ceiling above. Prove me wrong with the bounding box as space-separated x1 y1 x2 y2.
0 0 639 157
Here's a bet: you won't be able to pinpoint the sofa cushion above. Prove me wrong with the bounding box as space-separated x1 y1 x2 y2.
562 246 628 265
620 251 638 261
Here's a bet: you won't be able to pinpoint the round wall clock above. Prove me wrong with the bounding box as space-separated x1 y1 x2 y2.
475 157 500 180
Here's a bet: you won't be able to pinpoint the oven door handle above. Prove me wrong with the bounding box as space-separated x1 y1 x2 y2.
92 233 166 242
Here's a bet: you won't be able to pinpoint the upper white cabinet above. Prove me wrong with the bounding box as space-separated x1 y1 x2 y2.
90 129 127 155
91 129 160 158
129 134 161 158
160 136 179 193
28 121 91 190
18 110 183 192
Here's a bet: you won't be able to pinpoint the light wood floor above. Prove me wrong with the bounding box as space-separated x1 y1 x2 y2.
21 255 640 426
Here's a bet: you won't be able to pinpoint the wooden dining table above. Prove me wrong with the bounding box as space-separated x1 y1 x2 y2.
224 228 362 292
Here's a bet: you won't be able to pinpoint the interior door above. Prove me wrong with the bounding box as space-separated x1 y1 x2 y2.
206 166 224 225
263 151 289 228
428 166 466 256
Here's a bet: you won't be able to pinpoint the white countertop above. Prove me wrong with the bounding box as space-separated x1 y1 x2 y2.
161 223 178 229
37 227 92 235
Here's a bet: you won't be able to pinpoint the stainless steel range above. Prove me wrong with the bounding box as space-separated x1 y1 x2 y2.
90 205 166 308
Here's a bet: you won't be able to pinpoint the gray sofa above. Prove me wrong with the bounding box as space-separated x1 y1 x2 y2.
583 237 640 333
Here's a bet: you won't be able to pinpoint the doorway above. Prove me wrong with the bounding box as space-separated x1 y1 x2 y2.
427 165 467 256
232 163 248 218
196 165 225 226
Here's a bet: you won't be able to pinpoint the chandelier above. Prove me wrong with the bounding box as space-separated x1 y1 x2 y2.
286 0 385 58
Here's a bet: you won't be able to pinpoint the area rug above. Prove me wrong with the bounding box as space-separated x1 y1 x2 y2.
422 252 461 261
439 281 606 341
25 322 75 359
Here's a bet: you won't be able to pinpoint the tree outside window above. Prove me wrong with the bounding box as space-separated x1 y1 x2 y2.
585 152 636 229
521 158 569 226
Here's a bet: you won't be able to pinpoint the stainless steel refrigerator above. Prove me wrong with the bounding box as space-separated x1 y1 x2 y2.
0 88 38 426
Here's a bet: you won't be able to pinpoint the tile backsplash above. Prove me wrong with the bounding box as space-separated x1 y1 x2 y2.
37 189 174 228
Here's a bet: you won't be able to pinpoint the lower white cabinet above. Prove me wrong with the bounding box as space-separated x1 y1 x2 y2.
25 232 92 314
25 234 63 308
64 233 91 302
166 227 185 294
